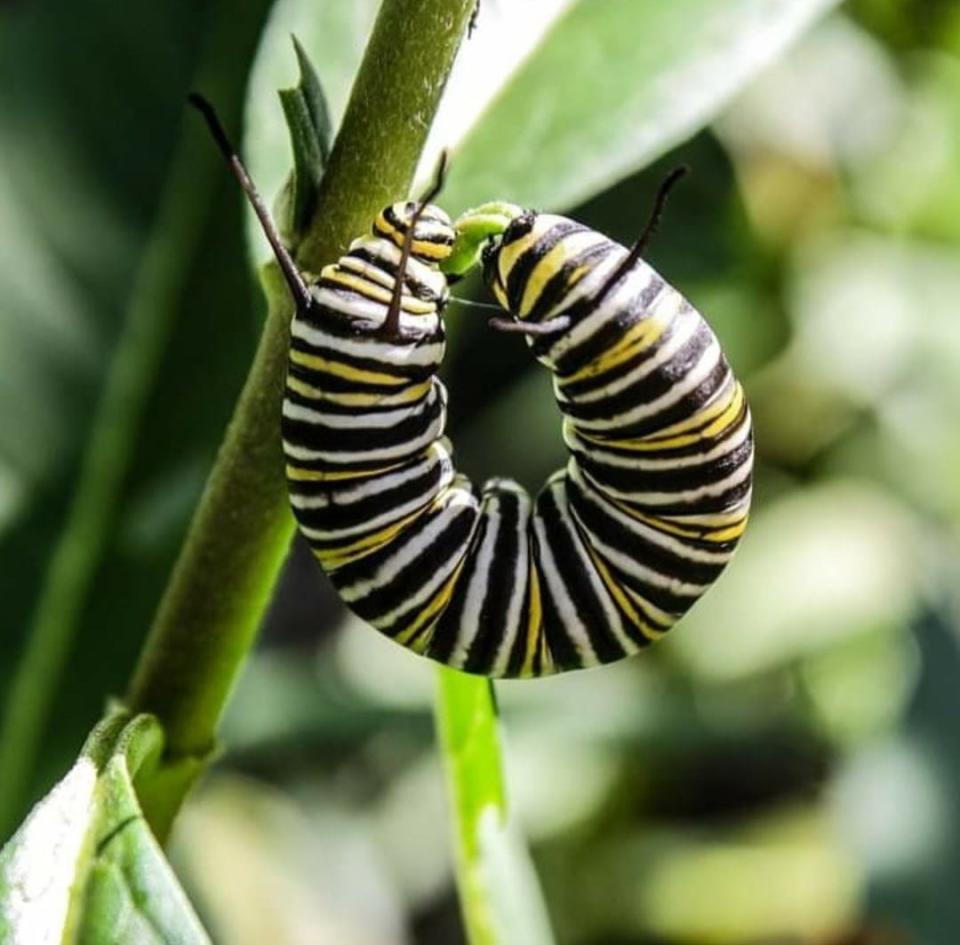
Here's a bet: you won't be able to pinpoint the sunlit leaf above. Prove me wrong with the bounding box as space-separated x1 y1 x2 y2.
0 714 210 945
442 0 842 213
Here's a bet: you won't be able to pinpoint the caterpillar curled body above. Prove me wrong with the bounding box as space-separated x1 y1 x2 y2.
281 200 753 678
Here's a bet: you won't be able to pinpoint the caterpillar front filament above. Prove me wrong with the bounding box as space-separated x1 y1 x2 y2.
192 97 753 677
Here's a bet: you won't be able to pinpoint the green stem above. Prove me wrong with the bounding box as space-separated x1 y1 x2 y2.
127 0 476 825
0 1 271 838
436 669 555 945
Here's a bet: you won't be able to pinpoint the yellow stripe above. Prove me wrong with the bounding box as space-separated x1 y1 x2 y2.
323 269 434 314
517 231 604 319
572 384 745 454
410 239 450 261
340 257 393 291
289 347 406 386
315 506 428 571
286 462 403 482
518 566 545 678
648 382 743 441
373 213 450 261
374 214 400 243
595 481 747 544
703 520 749 542
660 506 749 533
287 375 431 407
605 497 706 538
517 240 568 317
396 558 468 650
495 224 545 286
623 585 671 639
586 547 662 643
559 315 668 387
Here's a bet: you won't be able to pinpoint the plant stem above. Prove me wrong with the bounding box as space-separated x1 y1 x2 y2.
436 669 555 945
127 0 476 820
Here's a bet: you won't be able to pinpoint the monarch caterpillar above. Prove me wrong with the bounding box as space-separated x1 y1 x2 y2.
192 97 753 678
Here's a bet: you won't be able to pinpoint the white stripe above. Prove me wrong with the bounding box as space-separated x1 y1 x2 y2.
548 263 663 361
594 455 753 507
536 247 663 366
488 482 532 676
347 234 447 293
568 462 731 564
282 385 437 429
622 584 675 627
339 485 478 603
566 412 752 471
531 484 600 666
283 414 443 463
298 477 450 542
556 300 699 405
659 495 753 528
571 339 723 433
291 317 444 367
548 484 638 656
570 512 707 598
448 499 504 669
310 288 442 333
289 443 450 509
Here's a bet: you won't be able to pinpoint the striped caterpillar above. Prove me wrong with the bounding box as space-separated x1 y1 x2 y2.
193 98 753 678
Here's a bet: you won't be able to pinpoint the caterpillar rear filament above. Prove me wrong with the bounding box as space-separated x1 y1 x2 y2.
193 97 753 677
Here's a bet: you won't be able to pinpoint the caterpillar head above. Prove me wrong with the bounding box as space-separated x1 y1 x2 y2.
374 202 455 265
479 210 539 310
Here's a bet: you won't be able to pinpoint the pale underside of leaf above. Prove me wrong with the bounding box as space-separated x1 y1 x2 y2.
440 0 843 214
0 715 210 945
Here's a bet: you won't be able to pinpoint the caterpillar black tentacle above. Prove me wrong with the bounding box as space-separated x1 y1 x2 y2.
188 93 312 311
194 98 752 677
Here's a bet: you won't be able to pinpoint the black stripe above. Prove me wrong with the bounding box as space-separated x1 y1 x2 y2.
289 336 440 384
527 242 618 323
335 497 479 635
567 475 727 588
572 357 732 442
290 453 451 536
543 276 669 376
281 386 446 459
463 488 525 673
503 221 586 315
571 433 753 499
534 483 630 669
557 319 714 424
347 247 445 303
283 383 432 416
571 397 750 463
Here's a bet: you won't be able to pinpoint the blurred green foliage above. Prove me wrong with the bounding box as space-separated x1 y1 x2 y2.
4 0 960 942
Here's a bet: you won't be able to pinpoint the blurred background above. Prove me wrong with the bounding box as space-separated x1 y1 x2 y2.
2 0 960 942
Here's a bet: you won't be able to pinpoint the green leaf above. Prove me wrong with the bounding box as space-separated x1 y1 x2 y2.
443 0 842 213
0 714 210 945
436 669 555 945
276 36 333 242
242 0 381 262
